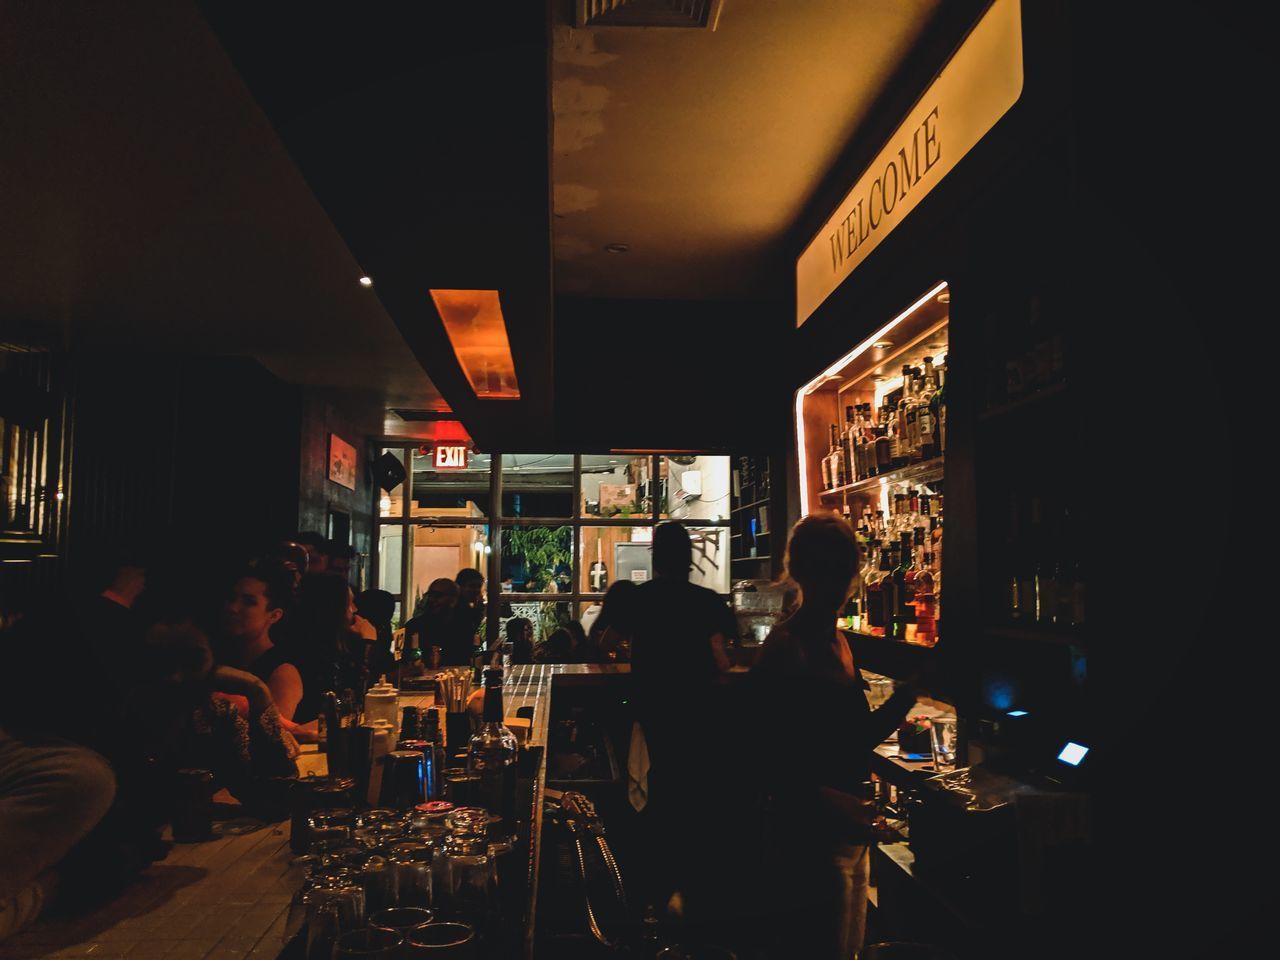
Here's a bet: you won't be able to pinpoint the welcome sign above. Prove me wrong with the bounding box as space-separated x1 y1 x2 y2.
796 0 1024 325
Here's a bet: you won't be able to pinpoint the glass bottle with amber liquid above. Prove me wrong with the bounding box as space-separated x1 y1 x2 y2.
889 534 916 640
827 424 845 489
841 405 857 487
865 546 894 636
874 405 893 476
917 357 939 460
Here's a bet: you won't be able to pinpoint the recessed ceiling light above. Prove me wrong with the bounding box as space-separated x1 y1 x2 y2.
359 276 374 287
937 292 950 303
872 340 894 350
604 243 630 254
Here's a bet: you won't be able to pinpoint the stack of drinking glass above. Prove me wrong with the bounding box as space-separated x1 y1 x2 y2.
289 803 507 958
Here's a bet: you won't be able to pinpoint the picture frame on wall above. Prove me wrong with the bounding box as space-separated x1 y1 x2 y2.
328 433 357 490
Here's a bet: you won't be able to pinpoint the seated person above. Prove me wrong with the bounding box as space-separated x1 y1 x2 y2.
127 620 299 818
505 617 534 665
222 562 316 742
326 541 356 582
585 580 639 662
355 589 398 683
292 574 368 721
0 583 116 942
534 627 576 664
0 728 116 942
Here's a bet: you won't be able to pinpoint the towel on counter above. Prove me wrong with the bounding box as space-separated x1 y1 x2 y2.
627 720 651 812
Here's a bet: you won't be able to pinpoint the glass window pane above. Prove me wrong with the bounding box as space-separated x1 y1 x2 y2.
501 454 573 518
500 524 572 593
580 525 653 594
579 454 651 518
410 446 492 518
377 526 404 596
405 523 489 621
661 455 732 522
686 525 732 595
378 448 407 517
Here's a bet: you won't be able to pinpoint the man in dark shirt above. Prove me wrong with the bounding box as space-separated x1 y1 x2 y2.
629 523 736 921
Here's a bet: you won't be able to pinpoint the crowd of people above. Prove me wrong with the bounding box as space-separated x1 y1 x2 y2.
0 532 392 940
2 515 920 958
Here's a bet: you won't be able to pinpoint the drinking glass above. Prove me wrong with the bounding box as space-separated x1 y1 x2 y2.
928 716 958 771
389 841 435 908
369 906 435 937
405 922 476 957
332 928 403 959
303 900 342 960
303 881 365 960
436 808 496 927
308 808 354 844
356 854 397 915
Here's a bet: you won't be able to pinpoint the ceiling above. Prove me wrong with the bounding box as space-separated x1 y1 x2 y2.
4 0 958 451
0 0 444 417
551 0 942 300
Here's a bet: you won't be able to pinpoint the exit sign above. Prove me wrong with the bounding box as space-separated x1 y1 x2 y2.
435 445 469 469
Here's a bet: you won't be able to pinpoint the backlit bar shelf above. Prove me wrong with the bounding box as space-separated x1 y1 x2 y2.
818 456 944 500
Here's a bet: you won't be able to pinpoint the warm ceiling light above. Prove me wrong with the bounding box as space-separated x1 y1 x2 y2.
429 290 521 399
604 243 630 254
359 276 374 287
937 292 951 303
872 340 894 350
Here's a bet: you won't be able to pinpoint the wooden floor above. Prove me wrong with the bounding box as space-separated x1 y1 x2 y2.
0 819 305 960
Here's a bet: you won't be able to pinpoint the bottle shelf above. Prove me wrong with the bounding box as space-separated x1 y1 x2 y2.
819 456 945 500
731 554 772 563
731 497 771 512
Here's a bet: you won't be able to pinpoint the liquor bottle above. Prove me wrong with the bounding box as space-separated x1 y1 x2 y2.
865 547 894 636
467 668 518 836
904 367 922 463
828 424 846 489
856 405 873 479
936 355 948 453
889 534 916 640
918 357 939 460
874 407 893 476
912 550 938 645
851 407 865 481
820 438 832 491
841 405 857 487
589 538 608 592
895 365 913 466
887 400 905 471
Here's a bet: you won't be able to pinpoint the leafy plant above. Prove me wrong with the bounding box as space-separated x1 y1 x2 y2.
504 525 572 592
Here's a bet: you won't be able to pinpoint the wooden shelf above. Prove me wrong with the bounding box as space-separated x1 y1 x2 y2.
731 497 771 512
732 554 772 562
978 380 1068 422
819 456 945 499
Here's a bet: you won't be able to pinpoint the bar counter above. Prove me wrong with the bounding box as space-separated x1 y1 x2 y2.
0 664 627 960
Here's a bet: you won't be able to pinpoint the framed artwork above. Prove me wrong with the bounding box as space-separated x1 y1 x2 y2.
328 433 357 490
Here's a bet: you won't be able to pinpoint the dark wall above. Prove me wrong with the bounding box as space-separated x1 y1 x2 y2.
296 388 382 586
66 353 301 595
553 296 789 454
